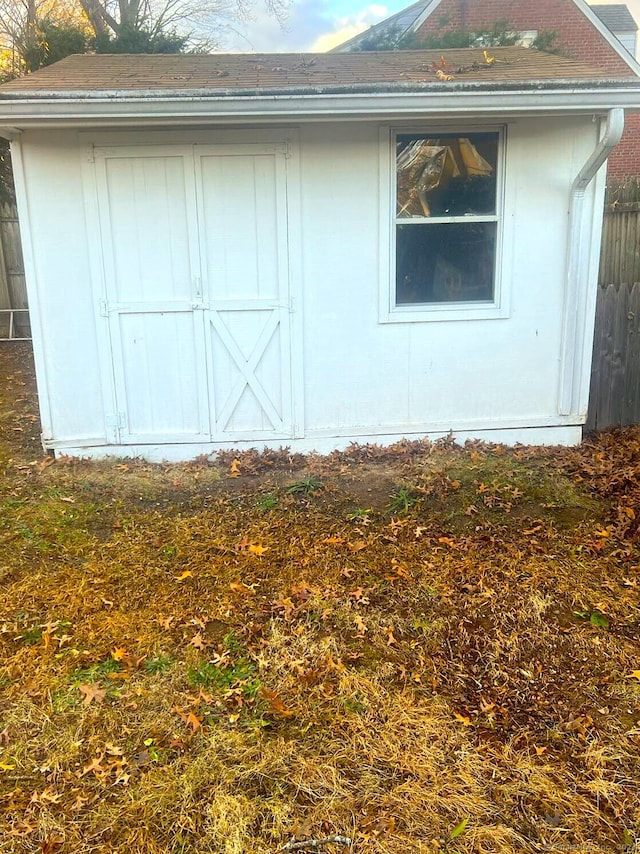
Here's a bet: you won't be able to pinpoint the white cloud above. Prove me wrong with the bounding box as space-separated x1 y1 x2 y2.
219 0 390 52
310 5 388 51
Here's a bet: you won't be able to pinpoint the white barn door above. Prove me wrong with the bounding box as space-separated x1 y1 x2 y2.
93 146 209 443
195 144 293 441
92 141 295 445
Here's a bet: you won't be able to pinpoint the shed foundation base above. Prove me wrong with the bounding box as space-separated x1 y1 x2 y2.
51 424 584 462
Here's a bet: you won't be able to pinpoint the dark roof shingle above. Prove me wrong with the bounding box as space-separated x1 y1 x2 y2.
592 4 638 33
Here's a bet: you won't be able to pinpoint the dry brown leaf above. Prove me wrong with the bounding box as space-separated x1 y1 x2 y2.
189 632 206 650
78 683 106 706
230 581 254 594
260 688 294 717
347 540 367 552
81 756 105 776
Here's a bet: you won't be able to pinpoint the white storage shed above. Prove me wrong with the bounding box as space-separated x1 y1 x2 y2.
0 48 639 460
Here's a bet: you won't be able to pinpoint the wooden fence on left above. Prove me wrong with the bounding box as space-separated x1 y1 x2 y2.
0 202 28 340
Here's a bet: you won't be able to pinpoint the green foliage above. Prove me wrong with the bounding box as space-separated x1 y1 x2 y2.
346 507 372 523
352 24 403 51
450 817 469 839
286 476 323 495
573 609 610 629
532 30 559 53
405 19 518 50
23 20 94 73
256 492 279 511
188 658 261 698
388 485 419 515
0 141 14 206
145 655 174 675
356 18 520 52
72 657 123 683
94 25 188 54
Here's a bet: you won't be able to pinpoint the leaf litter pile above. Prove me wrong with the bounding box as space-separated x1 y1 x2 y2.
1 343 640 854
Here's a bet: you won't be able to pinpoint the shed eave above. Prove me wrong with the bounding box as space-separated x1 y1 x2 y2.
0 86 639 126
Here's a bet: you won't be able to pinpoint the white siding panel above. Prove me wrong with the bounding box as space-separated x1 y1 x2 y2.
17 119 604 457
103 155 193 303
198 153 280 301
118 312 204 437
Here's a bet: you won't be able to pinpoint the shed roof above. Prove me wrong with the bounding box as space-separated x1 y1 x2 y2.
591 4 638 33
0 47 628 97
0 47 638 128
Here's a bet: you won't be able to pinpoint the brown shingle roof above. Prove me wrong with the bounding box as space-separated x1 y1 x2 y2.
0 47 627 97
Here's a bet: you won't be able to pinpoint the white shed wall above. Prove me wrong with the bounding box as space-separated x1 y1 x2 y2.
16 115 604 457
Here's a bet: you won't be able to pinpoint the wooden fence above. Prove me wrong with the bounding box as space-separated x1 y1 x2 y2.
587 180 640 432
0 202 28 339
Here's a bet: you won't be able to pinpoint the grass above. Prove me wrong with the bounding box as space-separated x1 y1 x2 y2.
1 342 640 853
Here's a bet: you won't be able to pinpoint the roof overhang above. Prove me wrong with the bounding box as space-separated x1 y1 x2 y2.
1 81 640 128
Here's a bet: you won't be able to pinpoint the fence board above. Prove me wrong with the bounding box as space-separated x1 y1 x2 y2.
587 180 640 432
0 202 28 338
587 282 640 431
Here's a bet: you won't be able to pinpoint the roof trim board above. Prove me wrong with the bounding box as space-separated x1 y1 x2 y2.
1 86 639 130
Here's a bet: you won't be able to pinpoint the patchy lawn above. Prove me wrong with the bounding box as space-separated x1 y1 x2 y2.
1 342 640 854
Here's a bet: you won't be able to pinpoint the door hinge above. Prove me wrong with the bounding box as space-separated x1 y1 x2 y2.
85 144 95 164
284 140 293 160
99 299 109 317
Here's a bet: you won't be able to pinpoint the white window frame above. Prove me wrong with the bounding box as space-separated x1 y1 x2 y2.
378 124 510 323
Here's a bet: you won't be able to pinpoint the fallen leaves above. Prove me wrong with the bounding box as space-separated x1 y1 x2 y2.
78 683 106 706
248 543 268 556
173 708 204 732
4 342 640 854
260 688 294 718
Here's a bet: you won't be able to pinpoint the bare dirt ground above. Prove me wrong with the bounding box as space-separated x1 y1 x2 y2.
1 341 640 854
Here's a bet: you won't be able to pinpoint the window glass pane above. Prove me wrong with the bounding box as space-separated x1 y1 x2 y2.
396 133 498 218
396 222 496 304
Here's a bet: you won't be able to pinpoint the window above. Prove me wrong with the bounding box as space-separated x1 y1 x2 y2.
383 128 506 322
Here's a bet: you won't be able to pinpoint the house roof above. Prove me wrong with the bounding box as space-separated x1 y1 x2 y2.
332 0 640 76
333 0 432 51
333 0 433 51
0 48 638 128
591 4 638 33
0 48 629 95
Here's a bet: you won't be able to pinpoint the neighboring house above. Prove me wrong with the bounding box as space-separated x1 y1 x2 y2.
335 0 640 180
0 50 638 459
592 4 638 56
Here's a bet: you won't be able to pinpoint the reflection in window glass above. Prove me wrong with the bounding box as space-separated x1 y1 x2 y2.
396 222 496 304
396 133 498 218
394 131 500 308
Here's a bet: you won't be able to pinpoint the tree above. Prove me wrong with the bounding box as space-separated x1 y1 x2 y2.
354 18 558 54
78 0 289 52
0 0 93 75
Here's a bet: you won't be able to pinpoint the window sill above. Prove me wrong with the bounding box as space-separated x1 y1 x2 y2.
380 300 509 323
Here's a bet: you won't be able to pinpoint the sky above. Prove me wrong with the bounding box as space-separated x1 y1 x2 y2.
222 0 640 54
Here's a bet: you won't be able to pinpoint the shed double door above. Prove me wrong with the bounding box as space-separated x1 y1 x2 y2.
93 142 294 444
